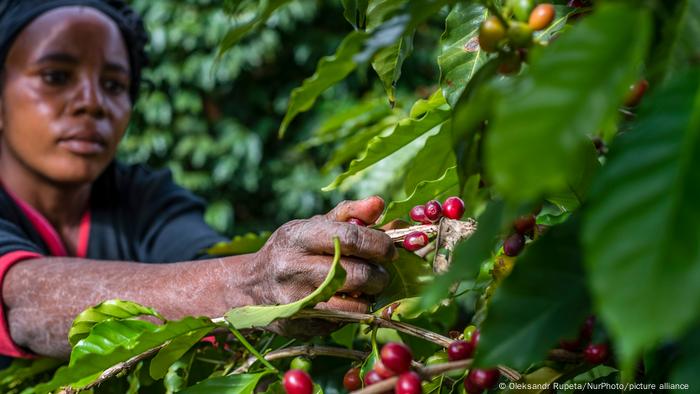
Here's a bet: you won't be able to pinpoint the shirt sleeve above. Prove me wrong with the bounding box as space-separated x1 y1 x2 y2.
0 250 41 358
125 166 228 263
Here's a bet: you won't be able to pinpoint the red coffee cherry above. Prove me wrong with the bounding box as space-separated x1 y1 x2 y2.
447 340 475 361
467 368 500 391
380 342 413 374
624 79 649 107
584 343 609 364
409 205 430 224
363 369 384 386
424 200 443 222
347 217 366 226
513 214 536 235
503 233 525 256
464 376 484 394
403 231 429 251
343 367 362 391
468 328 480 348
529 4 555 30
443 197 465 219
283 369 313 394
373 360 396 379
395 371 422 394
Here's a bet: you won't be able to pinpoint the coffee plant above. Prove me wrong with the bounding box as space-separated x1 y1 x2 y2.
3 0 699 393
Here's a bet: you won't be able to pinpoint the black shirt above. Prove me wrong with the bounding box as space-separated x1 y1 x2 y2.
0 161 227 261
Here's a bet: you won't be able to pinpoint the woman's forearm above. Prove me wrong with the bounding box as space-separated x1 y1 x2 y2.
2 254 257 359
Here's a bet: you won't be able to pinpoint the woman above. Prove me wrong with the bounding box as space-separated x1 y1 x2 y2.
0 0 394 361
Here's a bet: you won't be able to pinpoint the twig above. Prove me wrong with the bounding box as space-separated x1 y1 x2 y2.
62 342 168 392
233 345 367 373
384 224 438 242
548 348 583 364
292 309 452 347
351 359 472 394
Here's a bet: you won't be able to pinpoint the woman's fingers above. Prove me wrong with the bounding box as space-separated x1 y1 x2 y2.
296 219 397 263
304 255 389 295
316 295 371 314
325 196 385 224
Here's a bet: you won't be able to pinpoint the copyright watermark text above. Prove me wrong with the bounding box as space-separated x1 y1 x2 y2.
498 382 690 391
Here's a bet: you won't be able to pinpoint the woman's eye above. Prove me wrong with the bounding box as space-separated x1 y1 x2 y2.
41 70 70 85
103 79 127 95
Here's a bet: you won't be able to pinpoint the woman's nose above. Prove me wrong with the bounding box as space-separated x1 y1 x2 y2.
71 75 107 118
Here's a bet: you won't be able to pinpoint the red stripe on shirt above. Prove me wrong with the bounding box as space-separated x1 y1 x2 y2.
0 251 42 358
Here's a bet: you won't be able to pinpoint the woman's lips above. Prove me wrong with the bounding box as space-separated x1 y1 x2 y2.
59 129 108 155
58 138 106 155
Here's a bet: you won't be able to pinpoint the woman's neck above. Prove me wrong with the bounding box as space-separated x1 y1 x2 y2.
0 155 91 231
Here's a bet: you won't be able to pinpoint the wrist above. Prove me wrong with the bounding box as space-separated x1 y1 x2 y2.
217 253 261 310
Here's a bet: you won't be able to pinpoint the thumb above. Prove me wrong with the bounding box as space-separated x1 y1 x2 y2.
325 196 385 224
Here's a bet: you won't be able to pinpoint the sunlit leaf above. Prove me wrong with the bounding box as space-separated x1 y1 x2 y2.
69 300 165 346
438 3 488 107
324 96 450 191
35 317 216 393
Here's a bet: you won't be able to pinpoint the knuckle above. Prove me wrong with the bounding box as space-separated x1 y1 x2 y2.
340 223 362 250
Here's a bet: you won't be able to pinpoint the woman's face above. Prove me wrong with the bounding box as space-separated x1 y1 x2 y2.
0 6 132 186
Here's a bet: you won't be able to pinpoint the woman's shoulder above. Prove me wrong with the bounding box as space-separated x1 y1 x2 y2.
92 161 203 209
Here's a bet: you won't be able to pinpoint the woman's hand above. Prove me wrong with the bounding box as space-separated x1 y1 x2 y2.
245 196 396 337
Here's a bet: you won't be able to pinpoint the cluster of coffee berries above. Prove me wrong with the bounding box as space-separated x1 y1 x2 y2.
478 2 557 75
435 327 501 394
348 342 422 394
410 197 465 224
558 316 610 365
402 197 465 252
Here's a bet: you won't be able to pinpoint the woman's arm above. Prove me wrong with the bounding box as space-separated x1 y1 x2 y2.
3 254 257 359
2 197 396 359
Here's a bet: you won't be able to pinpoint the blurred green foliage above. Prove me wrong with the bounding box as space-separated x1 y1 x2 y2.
120 0 443 235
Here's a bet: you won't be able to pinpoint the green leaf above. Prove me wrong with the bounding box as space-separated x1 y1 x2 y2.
403 121 456 194
378 166 459 226
225 237 346 329
366 0 406 30
218 0 293 56
649 0 700 83
68 299 165 346
671 330 700 393
150 326 212 379
438 3 488 107
163 350 195 394
484 4 651 202
179 371 273 394
582 70 700 371
279 31 368 137
34 317 216 393
342 0 369 30
321 116 397 172
371 29 415 106
420 200 505 308
207 232 272 256
324 96 450 191
374 250 433 309
475 218 591 370
331 323 359 349
0 358 63 392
